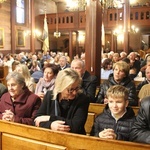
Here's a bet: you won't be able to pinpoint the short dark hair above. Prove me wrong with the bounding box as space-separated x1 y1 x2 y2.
43 63 59 76
102 58 112 69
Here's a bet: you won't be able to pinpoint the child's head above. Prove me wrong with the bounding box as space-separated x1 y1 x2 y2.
106 85 129 100
106 85 129 118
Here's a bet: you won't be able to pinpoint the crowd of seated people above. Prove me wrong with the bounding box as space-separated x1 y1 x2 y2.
0 50 150 145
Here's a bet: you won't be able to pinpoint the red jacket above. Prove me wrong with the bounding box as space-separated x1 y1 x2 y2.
0 87 41 125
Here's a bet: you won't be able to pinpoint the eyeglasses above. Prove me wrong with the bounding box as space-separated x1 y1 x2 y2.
67 86 80 93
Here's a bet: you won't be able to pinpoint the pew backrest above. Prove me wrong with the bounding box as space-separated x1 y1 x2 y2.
88 103 139 116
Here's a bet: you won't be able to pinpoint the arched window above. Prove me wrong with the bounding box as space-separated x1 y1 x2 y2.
16 0 25 24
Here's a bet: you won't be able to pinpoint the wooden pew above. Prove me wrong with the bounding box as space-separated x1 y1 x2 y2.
0 66 8 86
0 121 149 150
85 103 140 134
88 103 139 116
85 112 95 135
100 79 142 87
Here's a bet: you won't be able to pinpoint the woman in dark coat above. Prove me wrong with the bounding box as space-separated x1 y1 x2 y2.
34 68 90 135
0 71 41 125
96 61 138 106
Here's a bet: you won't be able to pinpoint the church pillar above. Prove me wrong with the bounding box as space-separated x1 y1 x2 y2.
85 0 102 83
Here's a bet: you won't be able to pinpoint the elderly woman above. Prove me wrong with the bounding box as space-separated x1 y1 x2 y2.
35 63 59 99
34 68 90 135
0 71 41 125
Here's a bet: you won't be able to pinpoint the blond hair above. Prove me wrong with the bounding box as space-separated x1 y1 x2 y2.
113 61 130 76
53 68 82 99
106 85 129 100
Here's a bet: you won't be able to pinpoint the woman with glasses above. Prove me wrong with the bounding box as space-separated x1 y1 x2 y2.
34 68 90 135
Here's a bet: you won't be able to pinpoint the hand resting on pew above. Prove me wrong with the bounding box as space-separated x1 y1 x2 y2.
34 68 90 134
34 116 70 132
99 128 117 140
2 109 14 122
34 115 50 127
51 120 70 132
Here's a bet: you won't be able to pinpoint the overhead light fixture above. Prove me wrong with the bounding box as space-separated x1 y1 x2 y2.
131 25 139 33
66 0 86 11
54 31 61 38
0 0 6 3
54 3 61 38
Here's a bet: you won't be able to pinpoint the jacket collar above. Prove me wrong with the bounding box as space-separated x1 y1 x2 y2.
5 88 30 104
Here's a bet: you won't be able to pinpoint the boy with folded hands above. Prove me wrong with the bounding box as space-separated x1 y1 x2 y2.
90 85 135 141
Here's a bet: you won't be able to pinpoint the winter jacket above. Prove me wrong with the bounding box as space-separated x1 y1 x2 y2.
130 97 150 144
136 79 149 91
82 70 98 103
90 105 135 141
96 73 138 106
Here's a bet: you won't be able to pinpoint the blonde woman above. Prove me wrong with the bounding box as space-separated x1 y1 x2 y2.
96 61 137 106
34 68 90 135
15 64 35 92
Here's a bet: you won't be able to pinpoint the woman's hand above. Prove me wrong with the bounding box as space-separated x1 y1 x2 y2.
34 115 50 127
99 128 117 140
37 92 45 99
2 110 14 122
51 120 70 132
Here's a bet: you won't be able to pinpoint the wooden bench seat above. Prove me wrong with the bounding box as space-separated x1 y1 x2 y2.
0 121 149 150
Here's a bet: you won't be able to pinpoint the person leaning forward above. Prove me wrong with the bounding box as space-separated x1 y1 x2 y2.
34 68 90 135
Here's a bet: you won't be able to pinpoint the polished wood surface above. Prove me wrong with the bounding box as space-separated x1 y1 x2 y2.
88 103 139 116
0 120 149 150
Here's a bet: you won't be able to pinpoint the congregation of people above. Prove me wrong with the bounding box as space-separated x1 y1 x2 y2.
0 50 150 144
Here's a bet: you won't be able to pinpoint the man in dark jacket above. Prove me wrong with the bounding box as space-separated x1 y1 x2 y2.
91 85 135 141
130 97 150 144
71 59 98 103
136 66 150 91
96 61 138 106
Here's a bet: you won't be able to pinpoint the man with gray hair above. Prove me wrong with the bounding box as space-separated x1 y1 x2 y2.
58 56 70 70
71 59 98 103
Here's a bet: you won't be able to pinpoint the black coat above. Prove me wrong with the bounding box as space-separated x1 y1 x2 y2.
136 79 148 91
34 91 90 135
130 97 150 144
90 105 135 141
82 70 98 103
96 73 138 106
